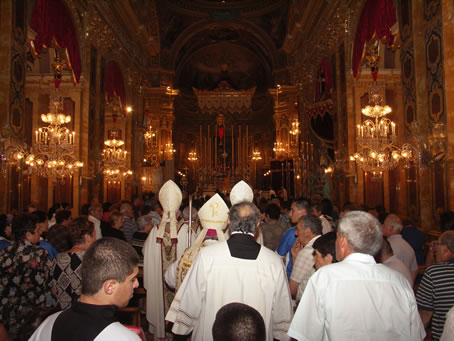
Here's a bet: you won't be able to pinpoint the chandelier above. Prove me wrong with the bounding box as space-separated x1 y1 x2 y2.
187 151 198 161
273 141 285 153
102 135 132 183
290 120 300 135
252 149 262 161
164 143 176 155
26 92 83 181
350 91 414 181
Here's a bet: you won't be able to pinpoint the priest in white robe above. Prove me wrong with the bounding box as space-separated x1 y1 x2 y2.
166 200 293 341
143 180 196 340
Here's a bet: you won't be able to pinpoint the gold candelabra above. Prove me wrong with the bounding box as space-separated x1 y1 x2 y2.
102 135 132 183
26 92 83 181
350 91 414 181
187 151 198 161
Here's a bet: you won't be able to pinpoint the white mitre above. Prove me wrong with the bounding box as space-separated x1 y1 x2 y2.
230 180 253 205
185 194 229 259
156 180 182 243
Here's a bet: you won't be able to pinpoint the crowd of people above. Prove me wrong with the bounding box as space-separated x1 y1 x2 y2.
0 180 453 340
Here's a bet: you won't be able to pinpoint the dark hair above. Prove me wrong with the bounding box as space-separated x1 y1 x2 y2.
212 303 265 341
440 211 454 232
80 203 90 215
68 216 95 245
47 224 72 252
229 202 261 235
141 205 152 216
12 214 38 241
81 238 139 295
0 214 8 238
265 203 280 220
313 231 337 260
32 210 47 223
102 202 112 213
320 198 333 215
55 210 71 224
312 202 322 214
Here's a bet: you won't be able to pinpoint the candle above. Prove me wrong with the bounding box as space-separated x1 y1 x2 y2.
35 130 38 143
391 122 395 135
357 124 360 136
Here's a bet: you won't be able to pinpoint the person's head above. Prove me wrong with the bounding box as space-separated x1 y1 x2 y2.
229 202 261 236
382 214 402 237
151 201 163 216
379 237 394 263
120 203 134 218
55 210 71 226
131 194 142 207
137 215 153 231
109 211 124 230
212 303 265 341
0 214 12 240
290 199 311 224
81 238 140 307
336 211 382 261
68 216 95 246
88 204 103 220
32 210 48 234
26 202 38 214
320 198 333 216
12 214 40 243
439 211 454 232
312 231 337 269
295 215 322 245
435 231 454 263
265 203 280 221
141 205 152 216
311 202 323 217
47 224 72 252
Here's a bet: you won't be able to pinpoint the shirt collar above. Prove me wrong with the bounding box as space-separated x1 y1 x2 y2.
343 252 377 264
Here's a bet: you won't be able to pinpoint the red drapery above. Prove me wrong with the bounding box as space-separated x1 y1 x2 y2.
105 61 126 110
30 0 81 84
352 0 396 78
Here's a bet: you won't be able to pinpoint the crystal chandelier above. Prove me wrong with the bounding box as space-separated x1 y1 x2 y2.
290 120 300 135
187 151 198 161
102 135 132 183
273 141 286 153
252 149 262 161
164 143 176 155
350 91 414 181
26 92 83 181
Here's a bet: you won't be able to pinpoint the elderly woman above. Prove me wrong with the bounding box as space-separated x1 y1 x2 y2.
312 231 337 270
101 210 126 240
0 214 51 339
50 216 95 310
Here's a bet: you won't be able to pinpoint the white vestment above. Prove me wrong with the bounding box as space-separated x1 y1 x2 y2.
143 221 196 339
166 241 293 341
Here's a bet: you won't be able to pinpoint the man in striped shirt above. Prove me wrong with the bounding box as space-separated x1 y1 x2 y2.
416 230 454 340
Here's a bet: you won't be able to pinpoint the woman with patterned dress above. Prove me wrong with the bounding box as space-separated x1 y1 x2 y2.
50 217 95 310
0 214 52 340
